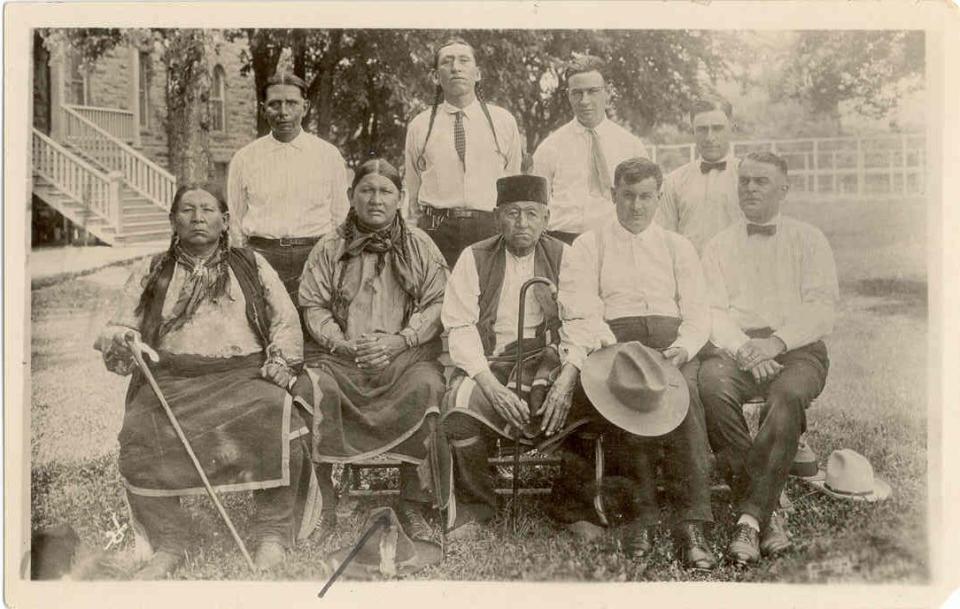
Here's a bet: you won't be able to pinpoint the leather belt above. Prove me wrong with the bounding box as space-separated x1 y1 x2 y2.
247 235 320 248
420 205 490 219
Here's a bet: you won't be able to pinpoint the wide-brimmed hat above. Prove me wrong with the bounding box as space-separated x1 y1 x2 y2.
322 507 441 579
580 342 689 437
805 449 891 502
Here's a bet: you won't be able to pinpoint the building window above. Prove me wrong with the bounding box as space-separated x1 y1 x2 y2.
138 51 150 128
211 65 226 132
65 53 87 106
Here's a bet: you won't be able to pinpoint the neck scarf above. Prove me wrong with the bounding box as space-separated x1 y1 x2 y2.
330 210 420 331
158 241 230 337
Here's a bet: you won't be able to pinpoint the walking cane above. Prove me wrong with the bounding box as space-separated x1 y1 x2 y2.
426 412 446 557
126 336 258 574
512 277 558 530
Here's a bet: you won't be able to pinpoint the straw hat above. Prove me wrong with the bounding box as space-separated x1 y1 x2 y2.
580 342 689 437
322 507 441 579
806 449 892 502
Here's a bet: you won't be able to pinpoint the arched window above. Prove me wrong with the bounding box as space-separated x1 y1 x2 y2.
66 53 88 106
211 65 226 132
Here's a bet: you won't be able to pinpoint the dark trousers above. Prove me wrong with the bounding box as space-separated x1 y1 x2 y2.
421 212 498 268
126 435 312 555
560 316 714 527
248 241 316 305
442 417 500 527
698 337 828 529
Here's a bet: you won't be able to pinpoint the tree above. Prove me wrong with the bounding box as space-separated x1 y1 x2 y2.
774 31 924 131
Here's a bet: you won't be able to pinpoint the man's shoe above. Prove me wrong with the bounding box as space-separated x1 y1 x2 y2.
673 521 717 571
133 550 183 580
397 500 433 541
616 521 655 559
760 512 792 557
727 524 760 565
253 540 286 571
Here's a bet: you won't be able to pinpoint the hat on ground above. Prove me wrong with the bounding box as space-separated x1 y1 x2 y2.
805 449 891 502
789 438 820 478
322 507 441 579
496 175 549 207
580 342 689 437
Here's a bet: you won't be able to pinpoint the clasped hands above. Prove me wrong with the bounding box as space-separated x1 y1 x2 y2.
477 362 580 438
334 332 408 372
735 337 787 384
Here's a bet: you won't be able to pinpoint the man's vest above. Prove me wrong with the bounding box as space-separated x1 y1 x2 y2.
471 234 565 355
139 247 270 347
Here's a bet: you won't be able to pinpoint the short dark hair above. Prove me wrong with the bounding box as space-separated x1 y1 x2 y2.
743 151 789 177
565 54 606 83
433 37 476 70
690 96 733 121
262 73 308 99
613 157 663 191
350 158 403 192
170 182 228 216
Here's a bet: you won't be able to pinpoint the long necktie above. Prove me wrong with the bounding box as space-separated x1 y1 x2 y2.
588 128 611 195
454 111 466 167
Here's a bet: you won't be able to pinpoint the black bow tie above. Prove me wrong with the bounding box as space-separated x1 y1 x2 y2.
699 160 726 174
746 223 777 236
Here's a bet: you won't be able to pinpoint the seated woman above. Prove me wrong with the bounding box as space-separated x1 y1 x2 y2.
295 159 448 539
95 183 319 578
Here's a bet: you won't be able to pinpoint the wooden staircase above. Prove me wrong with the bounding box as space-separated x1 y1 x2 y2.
32 105 176 246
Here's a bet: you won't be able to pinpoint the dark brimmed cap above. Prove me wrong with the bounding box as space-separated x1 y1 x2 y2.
496 175 549 207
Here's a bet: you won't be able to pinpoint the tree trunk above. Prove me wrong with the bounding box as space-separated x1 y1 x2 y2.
312 30 342 140
248 29 283 137
163 29 213 184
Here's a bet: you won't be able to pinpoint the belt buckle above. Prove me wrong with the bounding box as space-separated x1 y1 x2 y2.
278 237 295 247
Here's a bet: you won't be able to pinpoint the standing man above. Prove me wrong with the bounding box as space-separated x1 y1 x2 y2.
699 152 839 565
532 55 648 244
228 73 350 302
404 37 523 267
656 96 743 255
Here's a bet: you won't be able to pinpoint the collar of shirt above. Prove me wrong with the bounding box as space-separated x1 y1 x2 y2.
571 116 609 136
612 218 658 242
505 248 536 267
267 129 307 151
441 99 482 121
695 147 736 165
741 214 782 234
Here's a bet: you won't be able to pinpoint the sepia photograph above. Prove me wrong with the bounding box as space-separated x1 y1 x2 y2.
5 2 958 608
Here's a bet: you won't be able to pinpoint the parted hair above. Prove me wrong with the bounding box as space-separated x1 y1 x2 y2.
613 157 664 191
690 95 733 121
261 72 308 99
743 151 789 176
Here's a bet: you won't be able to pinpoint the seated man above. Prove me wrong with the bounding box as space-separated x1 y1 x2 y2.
295 159 448 539
439 174 592 538
95 183 316 578
548 157 716 570
699 152 838 565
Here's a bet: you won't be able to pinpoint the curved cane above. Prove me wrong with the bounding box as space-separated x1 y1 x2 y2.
512 277 558 529
126 336 257 573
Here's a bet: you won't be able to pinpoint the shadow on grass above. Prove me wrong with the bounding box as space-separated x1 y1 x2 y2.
846 277 927 317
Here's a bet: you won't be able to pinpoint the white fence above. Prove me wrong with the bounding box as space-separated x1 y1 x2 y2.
651 133 925 199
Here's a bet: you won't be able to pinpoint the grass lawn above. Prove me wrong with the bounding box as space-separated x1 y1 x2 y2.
28 196 929 583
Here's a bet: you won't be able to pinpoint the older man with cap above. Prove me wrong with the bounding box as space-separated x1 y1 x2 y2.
545 157 716 570
228 73 350 302
699 151 838 565
439 174 592 539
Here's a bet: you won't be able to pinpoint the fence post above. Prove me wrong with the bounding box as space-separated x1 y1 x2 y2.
688 144 694 163
812 139 819 195
856 138 864 196
900 133 908 195
108 170 123 234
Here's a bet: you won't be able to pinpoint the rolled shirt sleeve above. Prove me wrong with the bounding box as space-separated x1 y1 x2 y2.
441 247 491 378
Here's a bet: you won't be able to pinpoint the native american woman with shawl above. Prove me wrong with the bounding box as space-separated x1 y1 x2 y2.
295 159 448 538
95 183 320 578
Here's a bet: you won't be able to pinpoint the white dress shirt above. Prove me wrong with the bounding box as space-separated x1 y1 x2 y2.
532 117 648 234
701 215 839 355
227 130 350 244
442 246 547 378
656 151 743 254
403 99 522 222
558 219 710 370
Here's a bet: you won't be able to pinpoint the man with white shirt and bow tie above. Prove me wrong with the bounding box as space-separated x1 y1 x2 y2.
227 73 350 302
699 151 839 566
532 55 648 244
404 37 523 267
656 96 743 255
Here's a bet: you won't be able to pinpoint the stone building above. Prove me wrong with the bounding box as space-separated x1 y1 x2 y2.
32 30 258 247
